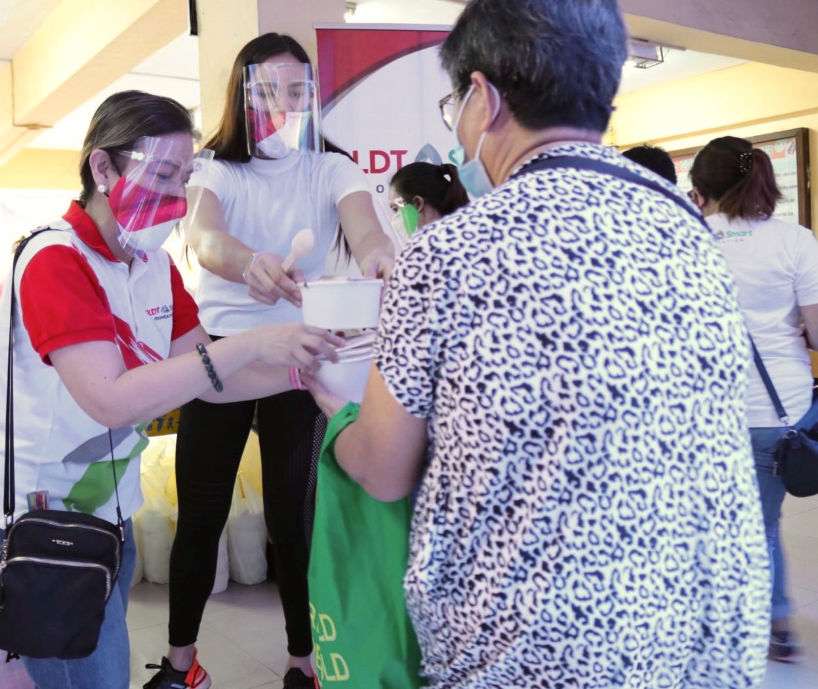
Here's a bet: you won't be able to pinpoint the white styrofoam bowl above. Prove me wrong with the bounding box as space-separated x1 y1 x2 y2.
315 353 373 403
300 278 383 330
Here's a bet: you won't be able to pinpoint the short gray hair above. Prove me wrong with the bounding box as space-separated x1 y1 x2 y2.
440 0 627 131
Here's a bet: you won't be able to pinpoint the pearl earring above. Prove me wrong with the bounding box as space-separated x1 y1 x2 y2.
97 183 107 194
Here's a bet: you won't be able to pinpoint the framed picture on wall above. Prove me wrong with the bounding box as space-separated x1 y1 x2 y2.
668 128 812 229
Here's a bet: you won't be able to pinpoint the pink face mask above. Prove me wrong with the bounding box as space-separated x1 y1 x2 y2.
108 176 187 253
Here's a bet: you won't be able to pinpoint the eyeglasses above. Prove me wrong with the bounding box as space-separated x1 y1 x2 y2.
438 91 457 131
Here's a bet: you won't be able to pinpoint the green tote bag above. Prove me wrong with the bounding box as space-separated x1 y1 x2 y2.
308 402 423 688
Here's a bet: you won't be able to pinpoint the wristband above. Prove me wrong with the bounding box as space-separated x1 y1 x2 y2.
242 252 262 283
289 366 305 391
196 343 223 392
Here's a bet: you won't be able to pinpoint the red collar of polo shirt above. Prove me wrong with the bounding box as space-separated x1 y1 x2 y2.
63 200 121 263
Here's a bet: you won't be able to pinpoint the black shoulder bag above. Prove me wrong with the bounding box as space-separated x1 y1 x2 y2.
514 154 818 498
0 229 126 659
750 338 818 497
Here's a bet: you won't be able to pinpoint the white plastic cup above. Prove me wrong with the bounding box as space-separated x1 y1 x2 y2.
300 278 382 330
314 352 373 403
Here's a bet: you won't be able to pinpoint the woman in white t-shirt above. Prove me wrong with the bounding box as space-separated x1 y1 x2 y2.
145 33 394 689
690 135 818 663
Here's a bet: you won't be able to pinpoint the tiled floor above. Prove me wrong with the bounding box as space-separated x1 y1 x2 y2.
2 495 817 688
761 493 818 688
127 581 289 689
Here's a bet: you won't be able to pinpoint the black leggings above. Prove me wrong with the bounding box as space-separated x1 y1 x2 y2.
168 387 321 656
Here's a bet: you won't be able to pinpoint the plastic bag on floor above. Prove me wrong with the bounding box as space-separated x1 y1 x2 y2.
227 474 268 585
134 437 177 584
131 541 143 588
134 502 175 584
211 529 229 594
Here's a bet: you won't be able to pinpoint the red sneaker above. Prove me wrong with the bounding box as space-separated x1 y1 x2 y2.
143 651 211 689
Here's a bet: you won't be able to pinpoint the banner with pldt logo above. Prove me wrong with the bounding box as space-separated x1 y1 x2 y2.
307 403 422 688
316 24 454 251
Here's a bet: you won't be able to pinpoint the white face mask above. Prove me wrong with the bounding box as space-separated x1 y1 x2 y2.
118 219 178 253
390 212 405 238
256 112 311 159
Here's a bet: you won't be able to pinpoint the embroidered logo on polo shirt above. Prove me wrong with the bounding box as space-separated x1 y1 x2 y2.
145 304 174 321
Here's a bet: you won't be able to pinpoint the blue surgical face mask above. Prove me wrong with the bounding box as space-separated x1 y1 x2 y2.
452 84 500 199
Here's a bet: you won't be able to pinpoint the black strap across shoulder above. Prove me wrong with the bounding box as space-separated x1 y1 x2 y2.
511 154 704 226
511 154 794 427
3 230 51 524
749 337 789 424
4 228 123 533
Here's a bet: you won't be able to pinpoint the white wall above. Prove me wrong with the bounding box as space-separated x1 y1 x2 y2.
0 189 75 283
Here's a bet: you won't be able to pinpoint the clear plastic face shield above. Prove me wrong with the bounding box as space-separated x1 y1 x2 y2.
388 195 420 239
108 136 214 259
244 61 320 159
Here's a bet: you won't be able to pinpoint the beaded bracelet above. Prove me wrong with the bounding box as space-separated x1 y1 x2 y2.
196 343 223 392
289 366 305 391
242 252 262 283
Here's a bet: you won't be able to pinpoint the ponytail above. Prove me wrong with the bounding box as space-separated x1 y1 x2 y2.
390 161 469 217
718 148 781 220
438 163 469 215
690 136 782 220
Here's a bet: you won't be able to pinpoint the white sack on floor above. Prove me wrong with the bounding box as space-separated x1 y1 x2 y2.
227 474 268 584
134 438 178 585
134 505 175 584
211 529 229 594
131 542 143 588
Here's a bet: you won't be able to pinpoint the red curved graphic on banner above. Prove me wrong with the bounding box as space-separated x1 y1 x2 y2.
317 28 449 110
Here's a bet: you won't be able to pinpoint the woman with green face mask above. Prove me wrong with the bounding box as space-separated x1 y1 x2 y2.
388 162 469 238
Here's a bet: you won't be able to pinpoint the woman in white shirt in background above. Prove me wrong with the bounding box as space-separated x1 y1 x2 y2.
690 135 818 663
144 32 393 689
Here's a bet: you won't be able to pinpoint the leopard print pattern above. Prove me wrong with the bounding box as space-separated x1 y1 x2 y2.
375 143 770 688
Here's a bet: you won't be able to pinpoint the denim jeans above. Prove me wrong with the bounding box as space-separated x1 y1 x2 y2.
750 427 790 621
0 519 137 689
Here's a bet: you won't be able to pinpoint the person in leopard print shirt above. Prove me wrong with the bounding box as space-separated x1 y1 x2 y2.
305 1 770 687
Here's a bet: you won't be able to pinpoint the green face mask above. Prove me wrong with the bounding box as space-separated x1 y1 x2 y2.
401 204 420 236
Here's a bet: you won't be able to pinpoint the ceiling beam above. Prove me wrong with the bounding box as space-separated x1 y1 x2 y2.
621 0 818 73
621 0 818 57
1 0 188 165
0 62 44 165
624 15 818 73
